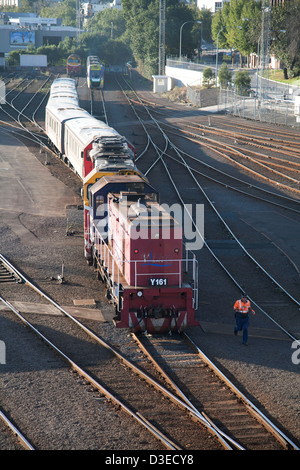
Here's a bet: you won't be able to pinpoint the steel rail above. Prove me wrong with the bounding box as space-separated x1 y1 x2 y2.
164 140 300 312
202 113 300 141
117 79 300 339
0 79 51 152
0 409 35 450
0 255 234 449
155 118 300 194
113 78 300 446
167 117 300 157
156 120 300 206
128 90 300 192
15 76 52 132
184 333 300 451
131 333 244 450
157 137 300 215
161 134 300 340
137 95 300 152
0 294 180 451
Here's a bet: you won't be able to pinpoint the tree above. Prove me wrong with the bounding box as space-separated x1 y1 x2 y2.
233 70 251 95
218 63 232 87
40 0 76 27
271 0 300 78
203 67 215 87
212 0 261 66
86 8 127 39
102 39 132 66
36 45 65 66
122 0 159 76
122 0 212 76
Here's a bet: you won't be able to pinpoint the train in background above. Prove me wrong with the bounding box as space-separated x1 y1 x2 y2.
87 56 104 89
66 54 82 76
44 78 199 334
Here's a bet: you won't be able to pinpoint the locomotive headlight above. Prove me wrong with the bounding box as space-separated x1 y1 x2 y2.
97 159 108 167
137 291 143 297
174 248 179 253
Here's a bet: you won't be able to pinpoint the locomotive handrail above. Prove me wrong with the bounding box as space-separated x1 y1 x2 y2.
92 221 198 309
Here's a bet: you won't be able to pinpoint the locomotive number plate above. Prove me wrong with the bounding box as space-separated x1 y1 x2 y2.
149 278 168 286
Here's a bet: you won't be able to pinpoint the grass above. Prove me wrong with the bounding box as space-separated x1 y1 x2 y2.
268 69 300 86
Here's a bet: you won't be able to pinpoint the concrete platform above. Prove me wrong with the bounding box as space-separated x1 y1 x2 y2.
0 301 106 322
0 129 81 219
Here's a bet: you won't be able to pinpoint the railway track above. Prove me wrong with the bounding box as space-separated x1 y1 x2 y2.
0 255 233 450
0 254 298 450
0 409 35 450
132 332 298 450
0 73 299 449
129 92 300 196
116 75 300 320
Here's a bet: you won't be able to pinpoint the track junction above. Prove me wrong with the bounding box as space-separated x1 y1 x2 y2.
0 70 299 450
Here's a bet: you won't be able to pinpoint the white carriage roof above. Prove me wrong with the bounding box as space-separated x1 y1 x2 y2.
65 116 120 146
49 90 78 97
50 85 77 94
47 96 80 108
46 104 89 121
52 78 76 85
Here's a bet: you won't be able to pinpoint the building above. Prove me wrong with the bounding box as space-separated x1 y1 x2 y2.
0 0 20 6
0 12 79 54
196 0 229 13
81 0 122 24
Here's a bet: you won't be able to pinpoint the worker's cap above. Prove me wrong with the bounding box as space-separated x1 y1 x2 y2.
241 293 248 298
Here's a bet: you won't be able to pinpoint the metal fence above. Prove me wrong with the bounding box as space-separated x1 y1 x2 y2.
186 85 201 107
219 80 300 127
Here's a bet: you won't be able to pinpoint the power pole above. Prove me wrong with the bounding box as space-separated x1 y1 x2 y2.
76 0 81 45
259 0 271 98
158 0 166 75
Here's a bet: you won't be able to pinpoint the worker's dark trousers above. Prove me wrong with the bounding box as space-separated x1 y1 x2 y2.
234 316 249 344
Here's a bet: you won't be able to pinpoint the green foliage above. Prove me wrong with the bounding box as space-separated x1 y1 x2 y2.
233 70 251 95
122 0 212 76
212 0 299 78
218 63 232 87
7 49 23 66
211 0 261 55
202 67 215 87
271 0 300 78
7 0 299 79
86 8 127 38
40 0 76 27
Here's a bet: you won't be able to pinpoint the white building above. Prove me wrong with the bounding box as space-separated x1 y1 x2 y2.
196 0 229 13
82 0 122 18
0 0 20 6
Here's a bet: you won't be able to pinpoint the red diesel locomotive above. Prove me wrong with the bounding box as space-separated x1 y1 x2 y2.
86 174 199 333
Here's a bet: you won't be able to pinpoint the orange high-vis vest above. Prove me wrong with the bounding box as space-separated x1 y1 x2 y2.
234 299 251 313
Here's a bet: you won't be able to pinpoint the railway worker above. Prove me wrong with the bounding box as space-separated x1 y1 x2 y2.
233 294 255 345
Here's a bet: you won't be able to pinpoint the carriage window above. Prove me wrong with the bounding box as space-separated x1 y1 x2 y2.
95 195 105 218
127 183 144 192
95 195 104 208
